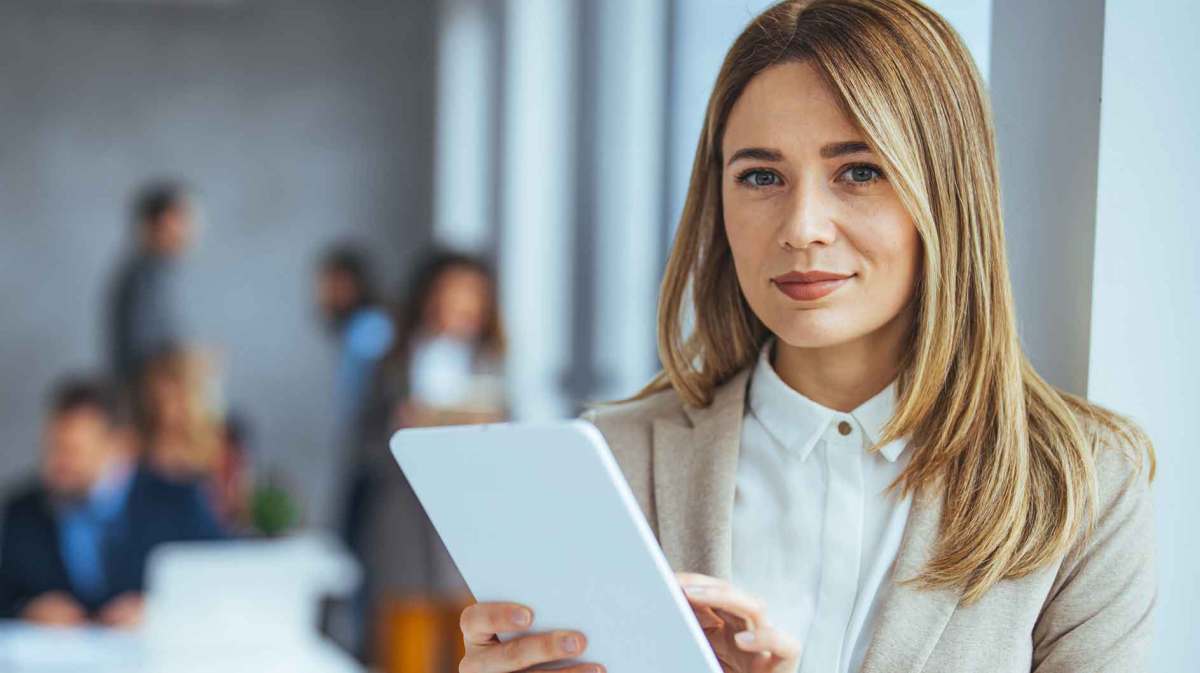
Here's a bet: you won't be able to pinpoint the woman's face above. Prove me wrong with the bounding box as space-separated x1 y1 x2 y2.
721 61 920 350
425 265 491 341
146 372 187 431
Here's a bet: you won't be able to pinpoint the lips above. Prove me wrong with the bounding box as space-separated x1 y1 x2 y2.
771 270 854 301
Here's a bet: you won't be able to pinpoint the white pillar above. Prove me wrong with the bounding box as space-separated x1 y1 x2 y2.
498 0 577 420
1087 2 1200 669
432 0 498 253
589 0 669 401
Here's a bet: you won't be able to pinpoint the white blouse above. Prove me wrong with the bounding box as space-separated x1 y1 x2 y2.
731 341 912 673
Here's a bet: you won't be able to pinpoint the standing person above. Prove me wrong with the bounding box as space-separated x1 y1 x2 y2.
457 2 1156 673
316 244 394 658
359 251 506 673
108 181 198 389
315 244 395 445
0 377 224 628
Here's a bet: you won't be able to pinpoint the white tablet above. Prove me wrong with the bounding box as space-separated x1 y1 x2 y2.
389 420 722 672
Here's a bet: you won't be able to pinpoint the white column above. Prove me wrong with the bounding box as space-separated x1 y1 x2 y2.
1087 2 1200 669
432 0 497 253
498 0 577 420
590 0 668 400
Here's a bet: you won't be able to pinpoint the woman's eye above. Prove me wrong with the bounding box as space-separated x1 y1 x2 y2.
839 164 884 185
737 169 782 188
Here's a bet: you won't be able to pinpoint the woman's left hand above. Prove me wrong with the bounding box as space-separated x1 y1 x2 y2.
676 572 801 673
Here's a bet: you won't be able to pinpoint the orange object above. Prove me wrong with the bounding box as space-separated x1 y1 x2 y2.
375 595 472 673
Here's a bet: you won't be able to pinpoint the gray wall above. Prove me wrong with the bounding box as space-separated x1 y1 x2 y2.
990 0 1105 395
0 0 436 524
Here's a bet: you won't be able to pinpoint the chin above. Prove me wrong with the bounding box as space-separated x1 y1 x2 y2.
768 314 863 350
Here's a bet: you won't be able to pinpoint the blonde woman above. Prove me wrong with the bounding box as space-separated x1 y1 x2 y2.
138 347 224 483
458 1 1155 672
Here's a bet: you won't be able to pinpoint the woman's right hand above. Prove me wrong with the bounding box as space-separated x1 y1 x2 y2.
459 601 604 673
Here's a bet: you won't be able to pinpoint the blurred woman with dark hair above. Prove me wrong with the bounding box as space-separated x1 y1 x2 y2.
342 250 507 673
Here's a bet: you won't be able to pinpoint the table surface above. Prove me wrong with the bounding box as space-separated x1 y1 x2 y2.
0 621 365 673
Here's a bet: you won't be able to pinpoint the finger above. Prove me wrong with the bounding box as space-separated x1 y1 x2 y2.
675 571 722 587
460 602 534 647
734 625 802 661
467 630 587 673
546 665 606 673
691 604 726 630
679 580 768 630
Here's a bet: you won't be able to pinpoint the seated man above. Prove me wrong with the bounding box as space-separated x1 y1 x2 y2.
0 377 225 627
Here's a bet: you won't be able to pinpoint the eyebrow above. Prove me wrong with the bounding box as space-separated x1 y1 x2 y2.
724 141 874 167
819 140 872 158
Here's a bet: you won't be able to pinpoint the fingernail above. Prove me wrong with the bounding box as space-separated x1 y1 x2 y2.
561 635 579 654
682 585 708 596
735 630 756 646
511 609 531 627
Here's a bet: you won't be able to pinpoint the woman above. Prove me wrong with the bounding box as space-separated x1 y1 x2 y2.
353 251 507 673
138 347 224 485
458 1 1155 672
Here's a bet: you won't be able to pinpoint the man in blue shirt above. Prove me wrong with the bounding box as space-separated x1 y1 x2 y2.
0 377 224 627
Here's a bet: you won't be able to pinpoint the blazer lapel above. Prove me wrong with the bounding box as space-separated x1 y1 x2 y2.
858 487 964 673
651 367 751 579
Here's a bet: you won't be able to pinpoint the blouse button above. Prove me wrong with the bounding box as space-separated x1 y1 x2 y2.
837 420 853 436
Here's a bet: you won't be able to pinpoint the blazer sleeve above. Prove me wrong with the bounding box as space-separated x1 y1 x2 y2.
1031 432 1156 672
0 496 40 619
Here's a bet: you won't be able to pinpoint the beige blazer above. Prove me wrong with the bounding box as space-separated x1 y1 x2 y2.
582 367 1155 673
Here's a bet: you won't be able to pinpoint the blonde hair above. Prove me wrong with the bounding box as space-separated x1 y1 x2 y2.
635 0 1154 603
140 348 223 478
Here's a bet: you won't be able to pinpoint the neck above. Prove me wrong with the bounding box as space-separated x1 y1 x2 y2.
772 305 913 412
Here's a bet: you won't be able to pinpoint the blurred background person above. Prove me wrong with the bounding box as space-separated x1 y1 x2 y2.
107 182 198 391
133 345 258 535
387 251 507 428
213 411 257 535
357 251 507 673
315 243 395 660
136 347 224 485
316 244 396 445
0 377 225 628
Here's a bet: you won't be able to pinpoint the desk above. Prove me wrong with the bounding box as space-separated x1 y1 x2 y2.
0 622 364 673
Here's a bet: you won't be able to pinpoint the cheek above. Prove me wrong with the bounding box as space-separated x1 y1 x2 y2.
722 198 775 284
850 214 921 305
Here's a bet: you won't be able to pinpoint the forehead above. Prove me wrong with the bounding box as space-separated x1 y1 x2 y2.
722 60 861 153
49 407 108 432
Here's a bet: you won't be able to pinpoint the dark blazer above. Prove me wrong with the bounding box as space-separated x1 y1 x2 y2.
0 466 225 618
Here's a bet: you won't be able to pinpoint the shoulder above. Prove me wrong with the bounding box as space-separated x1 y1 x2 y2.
0 481 53 545
582 386 688 444
1 481 48 523
1064 405 1155 564
1078 407 1154 514
579 385 690 485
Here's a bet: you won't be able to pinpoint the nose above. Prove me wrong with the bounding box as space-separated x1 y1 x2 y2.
777 183 837 250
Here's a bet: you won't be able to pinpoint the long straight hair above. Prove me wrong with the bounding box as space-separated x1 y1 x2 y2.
633 0 1153 603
